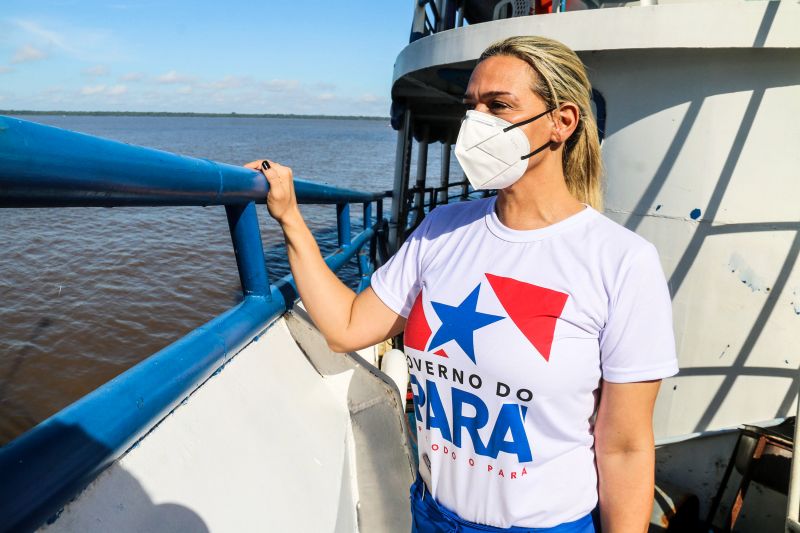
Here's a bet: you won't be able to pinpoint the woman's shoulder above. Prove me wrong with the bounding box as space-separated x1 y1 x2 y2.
415 197 493 237
429 196 493 220
587 208 658 263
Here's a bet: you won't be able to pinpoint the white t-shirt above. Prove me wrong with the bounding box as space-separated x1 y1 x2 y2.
371 196 679 529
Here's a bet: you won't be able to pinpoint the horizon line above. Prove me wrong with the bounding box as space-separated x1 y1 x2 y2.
1 109 390 121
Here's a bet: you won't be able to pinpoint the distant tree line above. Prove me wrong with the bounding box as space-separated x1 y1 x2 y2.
0 110 388 121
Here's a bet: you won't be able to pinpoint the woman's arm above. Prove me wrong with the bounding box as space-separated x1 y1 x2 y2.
594 378 662 533
244 159 405 352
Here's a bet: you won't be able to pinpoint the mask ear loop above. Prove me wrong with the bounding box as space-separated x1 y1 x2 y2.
505 106 560 160
520 141 553 160
502 107 557 133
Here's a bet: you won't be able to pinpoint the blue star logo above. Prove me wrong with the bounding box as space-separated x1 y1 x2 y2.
429 284 504 364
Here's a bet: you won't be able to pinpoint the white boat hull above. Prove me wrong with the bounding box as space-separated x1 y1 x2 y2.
40 311 415 533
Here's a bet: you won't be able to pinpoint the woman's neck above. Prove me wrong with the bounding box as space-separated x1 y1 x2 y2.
494 161 585 231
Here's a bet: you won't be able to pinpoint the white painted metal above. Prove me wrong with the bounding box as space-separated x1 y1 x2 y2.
41 315 414 532
356 344 379 366
585 45 800 439
381 349 411 397
393 1 800 85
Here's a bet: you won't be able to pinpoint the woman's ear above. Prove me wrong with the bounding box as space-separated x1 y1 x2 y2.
551 102 580 144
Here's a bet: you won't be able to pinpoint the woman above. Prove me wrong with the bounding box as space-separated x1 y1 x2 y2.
245 36 678 533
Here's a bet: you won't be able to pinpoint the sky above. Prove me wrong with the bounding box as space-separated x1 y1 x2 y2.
0 0 415 116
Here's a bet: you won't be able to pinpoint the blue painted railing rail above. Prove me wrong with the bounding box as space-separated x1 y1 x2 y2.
0 115 385 208
0 115 390 532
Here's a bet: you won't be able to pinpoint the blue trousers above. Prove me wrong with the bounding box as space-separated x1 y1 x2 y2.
409 476 597 533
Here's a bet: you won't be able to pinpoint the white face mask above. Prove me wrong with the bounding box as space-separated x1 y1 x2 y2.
454 108 554 190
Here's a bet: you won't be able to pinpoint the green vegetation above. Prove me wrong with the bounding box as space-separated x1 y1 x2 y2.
0 110 388 121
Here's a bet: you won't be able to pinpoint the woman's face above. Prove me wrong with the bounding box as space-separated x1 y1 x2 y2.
462 54 555 162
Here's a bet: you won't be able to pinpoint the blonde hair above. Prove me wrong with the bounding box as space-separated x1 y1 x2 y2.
479 36 604 211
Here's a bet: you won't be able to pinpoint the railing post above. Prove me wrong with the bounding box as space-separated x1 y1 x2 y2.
362 201 372 274
410 0 428 42
412 126 429 229
357 203 373 293
374 198 384 265
337 203 351 248
362 202 372 234
440 0 457 31
225 201 270 298
389 108 413 251
439 141 451 205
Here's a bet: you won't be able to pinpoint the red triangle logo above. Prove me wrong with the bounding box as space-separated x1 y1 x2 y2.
433 348 449 358
404 292 432 351
485 273 568 362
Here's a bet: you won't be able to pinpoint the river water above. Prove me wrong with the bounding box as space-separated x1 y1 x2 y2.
0 115 456 445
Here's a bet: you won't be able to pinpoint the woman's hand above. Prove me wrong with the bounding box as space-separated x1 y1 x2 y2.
243 159 299 224
241 160 403 353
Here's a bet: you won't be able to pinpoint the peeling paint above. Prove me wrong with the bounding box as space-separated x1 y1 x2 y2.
791 289 800 316
727 252 769 292
45 507 64 525
719 344 731 358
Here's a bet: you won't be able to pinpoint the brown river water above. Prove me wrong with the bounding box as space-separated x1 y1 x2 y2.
0 115 460 445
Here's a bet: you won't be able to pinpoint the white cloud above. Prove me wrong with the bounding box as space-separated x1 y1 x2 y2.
261 79 299 92
80 84 106 96
12 44 47 63
156 70 194 84
2 67 388 115
0 66 12 74
76 84 127 97
107 84 127 96
11 18 126 63
313 82 337 91
358 93 380 104
12 19 75 54
205 75 246 91
120 72 143 82
82 65 109 77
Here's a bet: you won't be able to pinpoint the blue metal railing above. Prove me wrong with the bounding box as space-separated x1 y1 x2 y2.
0 115 390 532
